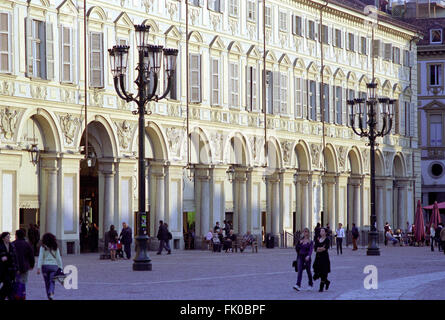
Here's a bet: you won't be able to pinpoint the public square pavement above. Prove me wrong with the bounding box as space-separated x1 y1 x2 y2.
25 244 445 300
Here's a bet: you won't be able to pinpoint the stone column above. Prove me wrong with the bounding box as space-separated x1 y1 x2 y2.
272 177 280 237
45 168 58 236
236 170 248 235
196 167 211 238
301 178 309 230
353 182 361 227
377 185 385 231
328 180 336 229
103 171 115 231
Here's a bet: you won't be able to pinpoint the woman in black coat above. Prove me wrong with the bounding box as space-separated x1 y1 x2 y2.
0 232 18 300
312 228 331 292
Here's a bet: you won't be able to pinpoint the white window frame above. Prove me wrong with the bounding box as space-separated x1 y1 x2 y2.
0 12 12 73
247 0 256 22
294 76 303 118
280 73 288 114
208 0 222 13
279 11 288 32
189 53 201 103
430 29 443 44
430 114 443 147
229 0 239 17
61 25 73 83
89 31 104 88
246 65 257 111
229 61 239 108
265 6 272 27
211 57 221 106
430 64 442 87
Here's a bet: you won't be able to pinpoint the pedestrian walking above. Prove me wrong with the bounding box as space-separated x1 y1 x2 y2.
0 232 17 300
293 228 314 292
312 228 331 292
335 223 345 255
430 223 436 252
326 224 333 248
384 222 390 246
27 224 39 256
12 229 35 300
351 223 359 251
436 223 443 252
119 222 133 259
157 221 171 255
314 223 321 242
108 225 118 261
37 233 63 300
439 224 445 254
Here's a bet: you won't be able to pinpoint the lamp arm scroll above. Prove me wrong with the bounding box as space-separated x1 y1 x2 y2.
114 77 133 103
156 74 172 101
118 74 134 102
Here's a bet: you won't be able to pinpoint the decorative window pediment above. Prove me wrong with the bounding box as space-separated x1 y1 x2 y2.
210 36 225 52
247 45 261 60
57 0 78 16
114 12 133 31
228 41 242 56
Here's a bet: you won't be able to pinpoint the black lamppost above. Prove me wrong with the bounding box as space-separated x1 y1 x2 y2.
347 83 395 256
109 24 178 271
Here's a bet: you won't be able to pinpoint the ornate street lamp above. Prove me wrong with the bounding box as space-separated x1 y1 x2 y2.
226 166 235 183
109 24 178 271
347 82 395 256
29 143 40 165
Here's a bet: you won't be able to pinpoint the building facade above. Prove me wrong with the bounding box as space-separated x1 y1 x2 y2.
0 0 421 254
391 0 445 220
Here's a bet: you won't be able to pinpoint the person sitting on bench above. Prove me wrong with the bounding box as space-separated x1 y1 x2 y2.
223 229 236 252
385 230 398 246
240 231 255 252
211 233 221 252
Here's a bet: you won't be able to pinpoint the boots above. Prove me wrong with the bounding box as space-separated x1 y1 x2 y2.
325 280 331 291
319 281 325 292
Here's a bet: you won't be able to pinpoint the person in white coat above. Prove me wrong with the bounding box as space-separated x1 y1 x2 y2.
335 223 345 255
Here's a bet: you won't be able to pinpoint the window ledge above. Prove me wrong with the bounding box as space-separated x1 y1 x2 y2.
0 73 17 80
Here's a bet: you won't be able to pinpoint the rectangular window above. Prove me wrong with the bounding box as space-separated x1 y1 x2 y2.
165 69 177 100
292 15 302 36
322 83 329 122
309 80 316 120
229 0 239 17
334 29 342 48
265 7 272 27
246 66 257 111
273 71 280 114
430 64 442 86
393 47 400 65
403 50 410 67
189 0 200 6
279 11 288 32
189 53 201 103
265 70 273 114
61 26 73 83
229 62 239 108
26 19 47 78
430 115 443 146
295 77 302 118
405 102 410 136
373 39 381 57
384 43 392 61
280 73 288 114
321 25 329 44
247 0 256 21
335 86 342 124
89 31 103 87
0 13 11 73
208 0 221 12
360 36 367 55
348 33 355 52
430 29 443 44
211 58 220 106
308 20 315 40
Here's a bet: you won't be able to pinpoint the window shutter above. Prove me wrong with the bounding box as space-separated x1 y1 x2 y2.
197 54 201 102
0 13 11 73
273 71 280 114
89 32 103 87
303 78 307 119
280 73 287 115
45 22 54 80
246 65 251 110
252 67 257 111
373 39 380 57
315 82 320 121
25 17 33 76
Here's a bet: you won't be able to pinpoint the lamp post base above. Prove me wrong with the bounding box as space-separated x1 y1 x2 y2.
366 231 380 256
133 235 152 271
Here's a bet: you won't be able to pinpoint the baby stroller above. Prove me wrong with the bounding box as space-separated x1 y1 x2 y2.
116 240 124 259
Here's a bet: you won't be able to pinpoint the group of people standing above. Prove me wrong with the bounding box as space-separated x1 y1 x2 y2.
0 230 63 300
107 222 133 261
430 223 445 253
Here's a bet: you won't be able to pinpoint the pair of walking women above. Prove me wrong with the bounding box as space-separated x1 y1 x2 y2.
293 227 331 292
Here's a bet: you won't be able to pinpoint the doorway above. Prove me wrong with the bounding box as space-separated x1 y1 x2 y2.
79 143 99 253
183 211 196 249
19 208 39 236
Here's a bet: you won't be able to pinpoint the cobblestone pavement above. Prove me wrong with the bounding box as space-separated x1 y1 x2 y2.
24 244 445 300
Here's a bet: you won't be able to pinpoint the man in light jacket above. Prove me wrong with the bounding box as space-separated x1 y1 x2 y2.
335 223 345 255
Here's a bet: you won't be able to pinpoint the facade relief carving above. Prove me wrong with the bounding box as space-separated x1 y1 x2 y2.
384 151 394 175
336 145 348 172
0 107 19 141
60 113 80 145
90 89 103 106
361 148 370 173
166 126 185 157
0 81 14 96
281 141 292 166
209 131 223 162
31 85 47 100
114 120 134 150
310 143 322 169
143 0 154 13
249 136 264 164
166 0 178 20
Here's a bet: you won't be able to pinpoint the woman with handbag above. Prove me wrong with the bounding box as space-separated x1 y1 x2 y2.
37 233 63 300
293 228 314 291
108 225 119 261
312 228 331 292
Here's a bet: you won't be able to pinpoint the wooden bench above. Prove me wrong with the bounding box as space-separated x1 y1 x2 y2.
234 235 258 253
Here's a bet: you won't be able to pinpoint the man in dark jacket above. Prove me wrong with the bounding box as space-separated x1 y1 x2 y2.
157 220 171 255
0 232 17 300
28 224 40 256
12 229 35 299
119 222 133 259
314 223 321 241
352 223 359 251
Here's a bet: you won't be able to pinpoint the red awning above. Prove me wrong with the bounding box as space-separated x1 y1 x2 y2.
423 201 445 210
